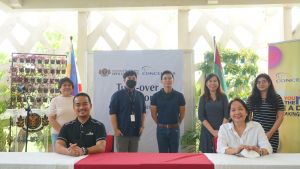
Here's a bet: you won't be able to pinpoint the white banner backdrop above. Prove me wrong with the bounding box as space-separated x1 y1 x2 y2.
88 50 193 152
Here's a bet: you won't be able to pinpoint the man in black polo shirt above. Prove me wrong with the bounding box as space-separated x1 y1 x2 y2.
151 70 186 153
109 70 146 152
56 92 106 156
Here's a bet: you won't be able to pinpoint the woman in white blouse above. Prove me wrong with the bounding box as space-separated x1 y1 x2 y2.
48 77 76 151
217 98 272 156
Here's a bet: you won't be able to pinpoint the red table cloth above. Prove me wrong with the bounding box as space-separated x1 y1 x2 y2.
75 152 214 169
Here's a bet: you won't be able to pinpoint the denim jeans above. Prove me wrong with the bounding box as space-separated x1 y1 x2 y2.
156 127 180 153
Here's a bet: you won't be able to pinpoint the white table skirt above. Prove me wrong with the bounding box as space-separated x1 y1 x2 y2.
1 152 300 169
205 153 300 169
0 152 85 169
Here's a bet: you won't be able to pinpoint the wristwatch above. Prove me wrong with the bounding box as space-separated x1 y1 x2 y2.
259 148 263 156
82 147 88 155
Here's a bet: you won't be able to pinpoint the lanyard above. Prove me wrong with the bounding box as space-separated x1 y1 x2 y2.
127 90 136 115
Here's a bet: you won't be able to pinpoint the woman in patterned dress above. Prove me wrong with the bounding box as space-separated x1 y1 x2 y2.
247 73 284 153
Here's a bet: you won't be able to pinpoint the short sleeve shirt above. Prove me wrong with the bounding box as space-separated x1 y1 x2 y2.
48 95 76 134
109 89 146 136
247 94 284 132
57 117 106 148
151 89 186 124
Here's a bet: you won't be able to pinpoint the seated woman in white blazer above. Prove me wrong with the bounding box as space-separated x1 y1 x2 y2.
217 98 272 156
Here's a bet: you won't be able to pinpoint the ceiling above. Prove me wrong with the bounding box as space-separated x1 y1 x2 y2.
1 0 300 10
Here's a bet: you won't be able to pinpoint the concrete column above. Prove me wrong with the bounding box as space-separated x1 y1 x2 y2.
77 11 89 91
178 9 195 132
283 6 292 40
178 9 190 49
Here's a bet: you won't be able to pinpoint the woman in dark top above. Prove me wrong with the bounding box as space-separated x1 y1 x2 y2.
198 73 229 153
247 73 284 153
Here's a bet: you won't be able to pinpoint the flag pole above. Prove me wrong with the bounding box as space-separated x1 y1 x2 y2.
70 36 73 51
212 36 227 94
213 36 216 65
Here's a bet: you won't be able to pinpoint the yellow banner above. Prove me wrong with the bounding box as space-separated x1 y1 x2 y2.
268 39 300 153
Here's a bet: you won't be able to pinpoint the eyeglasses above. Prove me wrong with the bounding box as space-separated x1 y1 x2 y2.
257 80 268 84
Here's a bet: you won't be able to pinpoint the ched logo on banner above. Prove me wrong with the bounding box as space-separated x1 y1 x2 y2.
99 68 111 77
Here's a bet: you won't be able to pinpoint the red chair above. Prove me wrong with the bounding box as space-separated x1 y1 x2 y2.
214 137 218 153
104 135 114 152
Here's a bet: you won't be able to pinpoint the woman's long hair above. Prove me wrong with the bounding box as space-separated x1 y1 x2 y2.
203 73 224 101
248 73 278 110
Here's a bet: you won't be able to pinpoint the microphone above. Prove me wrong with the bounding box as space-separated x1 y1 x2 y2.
17 85 26 93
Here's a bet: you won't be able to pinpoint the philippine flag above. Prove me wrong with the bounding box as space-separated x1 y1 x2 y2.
66 37 82 95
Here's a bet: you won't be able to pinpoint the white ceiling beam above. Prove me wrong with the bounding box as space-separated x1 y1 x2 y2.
9 0 22 8
0 0 300 9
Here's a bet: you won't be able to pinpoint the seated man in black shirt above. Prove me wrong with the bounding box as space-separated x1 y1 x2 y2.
56 92 106 156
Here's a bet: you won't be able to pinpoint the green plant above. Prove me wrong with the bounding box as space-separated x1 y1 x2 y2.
44 30 64 50
1 30 71 152
0 128 6 151
0 83 9 113
0 52 10 151
0 82 10 151
181 120 200 152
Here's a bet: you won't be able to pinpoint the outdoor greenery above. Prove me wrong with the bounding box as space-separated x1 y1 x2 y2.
44 30 65 50
33 30 66 53
197 48 259 100
0 52 10 151
181 47 259 152
0 30 70 152
181 120 200 152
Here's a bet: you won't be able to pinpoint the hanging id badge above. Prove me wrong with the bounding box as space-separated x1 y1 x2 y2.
130 114 135 122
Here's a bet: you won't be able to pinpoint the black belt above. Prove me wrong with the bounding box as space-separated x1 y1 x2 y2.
158 123 179 128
